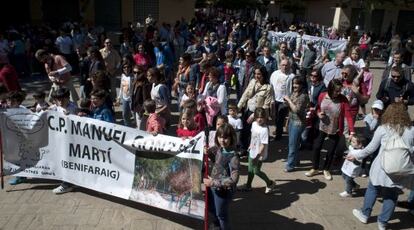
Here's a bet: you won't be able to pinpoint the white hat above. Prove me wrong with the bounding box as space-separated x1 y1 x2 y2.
371 100 384 110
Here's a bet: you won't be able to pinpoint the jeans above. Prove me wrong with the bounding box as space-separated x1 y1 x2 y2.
274 101 289 138
312 131 339 170
361 181 399 224
342 173 358 194
246 156 272 187
408 190 414 211
121 98 132 127
208 187 232 230
286 121 304 170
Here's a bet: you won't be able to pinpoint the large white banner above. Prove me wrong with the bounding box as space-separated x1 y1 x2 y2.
268 31 348 53
0 108 205 219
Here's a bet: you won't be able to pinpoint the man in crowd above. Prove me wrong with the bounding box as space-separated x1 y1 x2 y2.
100 38 121 101
321 51 345 87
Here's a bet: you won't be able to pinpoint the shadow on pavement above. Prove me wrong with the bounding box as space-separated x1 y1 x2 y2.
384 211 414 229
78 187 205 229
230 178 326 229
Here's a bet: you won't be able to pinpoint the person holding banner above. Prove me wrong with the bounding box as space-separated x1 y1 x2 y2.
6 91 28 185
90 89 115 123
35 49 79 104
48 88 77 194
204 123 239 230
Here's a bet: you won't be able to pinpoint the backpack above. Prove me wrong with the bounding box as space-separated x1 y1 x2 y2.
380 131 414 176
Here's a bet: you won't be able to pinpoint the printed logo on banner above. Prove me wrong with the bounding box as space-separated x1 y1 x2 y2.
0 109 205 219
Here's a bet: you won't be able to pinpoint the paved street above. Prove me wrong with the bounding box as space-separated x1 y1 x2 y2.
0 61 413 229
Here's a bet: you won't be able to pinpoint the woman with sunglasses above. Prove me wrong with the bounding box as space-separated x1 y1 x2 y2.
131 65 152 130
116 62 134 126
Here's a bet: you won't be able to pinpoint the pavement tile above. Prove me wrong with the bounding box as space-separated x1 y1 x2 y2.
2 213 36 230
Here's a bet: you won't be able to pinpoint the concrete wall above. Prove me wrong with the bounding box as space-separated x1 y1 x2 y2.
159 0 195 24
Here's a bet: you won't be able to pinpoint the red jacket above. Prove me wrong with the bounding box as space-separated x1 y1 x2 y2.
0 64 21 91
176 127 198 138
317 92 355 135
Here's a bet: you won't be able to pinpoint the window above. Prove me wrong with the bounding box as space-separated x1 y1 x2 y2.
134 0 159 24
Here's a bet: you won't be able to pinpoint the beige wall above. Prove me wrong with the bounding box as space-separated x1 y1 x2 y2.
305 0 337 26
159 0 195 24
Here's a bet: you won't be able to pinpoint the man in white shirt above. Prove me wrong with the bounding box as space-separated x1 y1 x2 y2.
270 59 294 140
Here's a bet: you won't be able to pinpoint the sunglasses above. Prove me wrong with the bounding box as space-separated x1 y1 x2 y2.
391 75 401 79
133 71 140 74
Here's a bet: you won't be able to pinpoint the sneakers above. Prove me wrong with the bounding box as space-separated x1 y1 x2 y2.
352 209 368 224
339 191 352 197
8 177 27 185
361 173 368 178
305 169 319 177
323 170 332 180
284 168 294 173
377 221 386 230
265 181 277 194
52 184 74 194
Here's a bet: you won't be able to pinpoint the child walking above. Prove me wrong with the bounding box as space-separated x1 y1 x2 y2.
340 135 365 197
227 104 242 149
144 99 166 135
204 123 240 230
240 108 276 194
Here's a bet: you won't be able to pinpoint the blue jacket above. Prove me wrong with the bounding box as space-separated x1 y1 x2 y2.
92 104 115 123
256 55 277 76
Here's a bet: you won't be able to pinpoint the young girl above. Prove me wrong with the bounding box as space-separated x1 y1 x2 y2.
116 62 133 126
208 115 229 148
176 110 198 138
204 123 239 230
343 46 365 71
30 91 49 112
180 83 196 109
240 108 276 194
144 99 166 135
340 135 365 197
360 100 384 177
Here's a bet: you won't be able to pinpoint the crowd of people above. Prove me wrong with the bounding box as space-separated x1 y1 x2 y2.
0 12 414 230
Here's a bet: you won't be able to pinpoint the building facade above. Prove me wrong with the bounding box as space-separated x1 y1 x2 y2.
267 0 414 37
2 0 195 31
